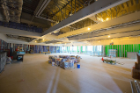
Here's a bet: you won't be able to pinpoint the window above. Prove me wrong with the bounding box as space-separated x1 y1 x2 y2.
70 46 73 51
83 46 86 51
73 46 77 51
62 46 66 51
87 46 93 51
97 45 102 52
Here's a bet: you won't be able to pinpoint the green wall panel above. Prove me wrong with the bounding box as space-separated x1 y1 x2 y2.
117 45 119 57
134 44 139 52
125 45 127 57
139 44 140 53
105 45 109 56
105 44 140 58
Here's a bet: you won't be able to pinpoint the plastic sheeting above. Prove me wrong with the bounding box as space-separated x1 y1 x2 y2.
39 46 43 53
56 46 60 53
49 46 56 53
0 39 7 52
0 21 43 33
7 44 61 54
32 45 60 53
43 46 47 52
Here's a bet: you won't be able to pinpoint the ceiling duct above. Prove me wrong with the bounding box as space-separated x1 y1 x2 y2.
0 0 23 23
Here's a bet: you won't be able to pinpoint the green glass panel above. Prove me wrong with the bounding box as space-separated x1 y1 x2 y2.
125 45 127 57
105 45 109 56
81 46 83 53
105 45 108 56
132 44 134 52
139 44 140 53
122 45 124 57
134 44 136 52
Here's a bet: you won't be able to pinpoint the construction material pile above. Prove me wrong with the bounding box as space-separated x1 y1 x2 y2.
59 55 80 63
132 54 140 79
48 55 80 69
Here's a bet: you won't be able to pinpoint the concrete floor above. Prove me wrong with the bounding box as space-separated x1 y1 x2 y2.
0 54 134 93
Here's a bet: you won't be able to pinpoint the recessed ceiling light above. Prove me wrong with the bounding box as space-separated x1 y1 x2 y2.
35 41 37 43
106 18 109 21
108 35 110 38
101 19 104 22
88 28 91 30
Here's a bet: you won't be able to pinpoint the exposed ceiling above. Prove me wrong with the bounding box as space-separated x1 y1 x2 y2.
68 19 140 40
0 0 23 23
57 0 140 35
0 0 140 46
22 0 40 15
42 0 95 22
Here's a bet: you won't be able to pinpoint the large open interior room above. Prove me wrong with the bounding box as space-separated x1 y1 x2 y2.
0 0 140 93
